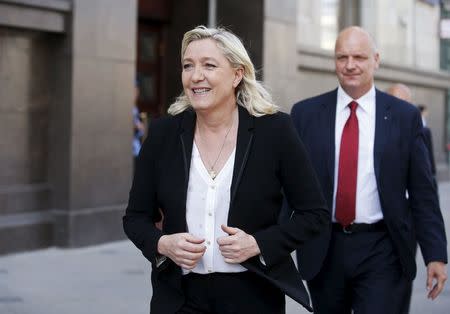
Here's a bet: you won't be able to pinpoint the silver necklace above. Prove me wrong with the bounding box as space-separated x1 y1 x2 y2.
196 116 234 180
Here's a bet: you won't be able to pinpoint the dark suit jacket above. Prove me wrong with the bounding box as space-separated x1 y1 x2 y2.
291 88 447 282
422 126 436 176
123 105 329 313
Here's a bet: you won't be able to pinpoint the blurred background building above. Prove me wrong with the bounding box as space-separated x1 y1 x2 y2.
1 0 449 255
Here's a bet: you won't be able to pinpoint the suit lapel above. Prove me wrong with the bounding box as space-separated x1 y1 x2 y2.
179 109 196 183
374 89 391 182
325 90 337 191
230 106 254 212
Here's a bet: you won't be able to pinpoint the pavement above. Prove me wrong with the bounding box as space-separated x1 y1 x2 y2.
1 182 449 314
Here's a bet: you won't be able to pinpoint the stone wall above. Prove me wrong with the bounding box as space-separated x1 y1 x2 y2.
0 0 138 254
0 28 54 253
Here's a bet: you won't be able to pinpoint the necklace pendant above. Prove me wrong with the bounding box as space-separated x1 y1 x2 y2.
209 169 217 180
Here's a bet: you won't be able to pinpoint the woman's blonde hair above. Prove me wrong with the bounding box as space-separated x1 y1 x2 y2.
167 25 278 117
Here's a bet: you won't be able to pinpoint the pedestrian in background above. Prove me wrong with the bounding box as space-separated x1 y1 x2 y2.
133 80 145 171
386 84 437 188
123 25 329 314
290 26 447 314
418 104 437 180
386 83 412 103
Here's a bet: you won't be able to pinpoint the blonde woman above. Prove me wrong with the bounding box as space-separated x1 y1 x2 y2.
123 25 329 314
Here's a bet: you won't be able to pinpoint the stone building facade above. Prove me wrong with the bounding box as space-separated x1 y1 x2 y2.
0 0 448 255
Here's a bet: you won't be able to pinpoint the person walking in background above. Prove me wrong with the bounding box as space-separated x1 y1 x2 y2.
133 80 145 171
123 25 329 314
386 83 412 103
386 84 437 186
290 26 447 314
417 104 437 180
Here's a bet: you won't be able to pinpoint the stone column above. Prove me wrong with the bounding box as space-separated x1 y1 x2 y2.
0 0 72 254
263 0 299 112
51 0 137 246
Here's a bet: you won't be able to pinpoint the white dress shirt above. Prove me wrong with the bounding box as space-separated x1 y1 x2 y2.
184 143 246 275
332 85 383 224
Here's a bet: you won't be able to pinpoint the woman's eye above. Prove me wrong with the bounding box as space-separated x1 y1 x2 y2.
205 63 216 69
183 64 193 70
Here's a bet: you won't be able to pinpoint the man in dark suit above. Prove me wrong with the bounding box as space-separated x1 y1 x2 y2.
290 26 447 314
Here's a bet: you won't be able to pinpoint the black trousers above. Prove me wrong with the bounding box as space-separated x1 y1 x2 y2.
399 244 417 314
177 271 285 314
308 230 410 314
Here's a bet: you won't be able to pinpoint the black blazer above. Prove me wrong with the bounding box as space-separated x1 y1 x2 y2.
291 88 447 281
123 105 329 313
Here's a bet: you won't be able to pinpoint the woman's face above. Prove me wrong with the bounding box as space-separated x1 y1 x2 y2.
182 38 242 113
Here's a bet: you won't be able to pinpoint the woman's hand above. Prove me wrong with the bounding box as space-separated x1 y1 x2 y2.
157 233 206 270
217 225 261 263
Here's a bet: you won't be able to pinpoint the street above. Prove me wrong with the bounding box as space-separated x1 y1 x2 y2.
1 182 449 314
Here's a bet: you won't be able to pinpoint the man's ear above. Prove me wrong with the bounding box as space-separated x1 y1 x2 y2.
374 52 380 70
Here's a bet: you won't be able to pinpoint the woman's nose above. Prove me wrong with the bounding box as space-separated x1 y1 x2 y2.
191 66 204 81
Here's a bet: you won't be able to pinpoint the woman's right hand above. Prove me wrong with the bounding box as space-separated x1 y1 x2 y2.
157 233 206 270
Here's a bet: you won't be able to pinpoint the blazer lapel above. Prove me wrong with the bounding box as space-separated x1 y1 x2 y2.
179 109 196 184
374 89 391 182
179 109 196 231
230 105 255 210
325 90 337 192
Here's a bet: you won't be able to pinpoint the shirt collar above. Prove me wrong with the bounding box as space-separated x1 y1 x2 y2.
337 84 376 116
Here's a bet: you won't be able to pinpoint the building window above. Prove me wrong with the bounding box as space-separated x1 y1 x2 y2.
360 0 440 70
297 0 441 71
297 0 340 50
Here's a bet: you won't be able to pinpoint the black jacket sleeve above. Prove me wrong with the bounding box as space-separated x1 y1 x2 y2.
253 115 330 267
123 120 164 266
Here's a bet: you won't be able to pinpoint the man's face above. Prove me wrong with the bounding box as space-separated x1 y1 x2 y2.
334 29 380 99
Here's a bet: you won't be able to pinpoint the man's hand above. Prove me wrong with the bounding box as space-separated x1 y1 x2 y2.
426 261 447 300
217 225 260 264
157 233 206 270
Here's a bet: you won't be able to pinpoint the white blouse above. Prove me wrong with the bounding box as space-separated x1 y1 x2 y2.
183 143 246 275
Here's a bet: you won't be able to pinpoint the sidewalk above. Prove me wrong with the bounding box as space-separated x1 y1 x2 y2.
1 182 449 314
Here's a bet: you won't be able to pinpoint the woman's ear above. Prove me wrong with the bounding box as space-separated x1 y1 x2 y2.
233 67 244 88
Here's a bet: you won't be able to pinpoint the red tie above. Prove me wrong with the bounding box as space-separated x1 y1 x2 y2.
335 101 359 227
